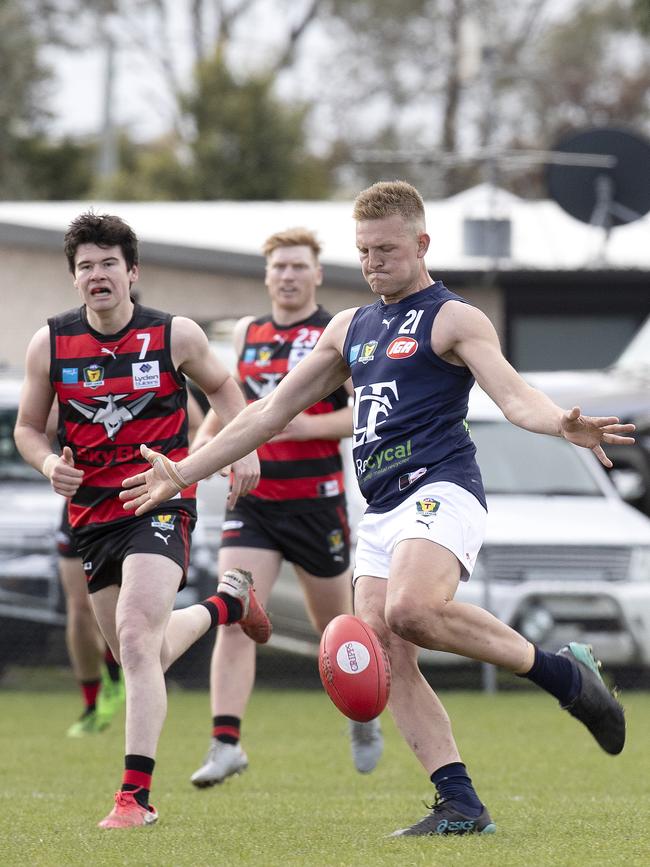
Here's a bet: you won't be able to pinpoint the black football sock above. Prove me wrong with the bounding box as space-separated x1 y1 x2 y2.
520 644 582 706
431 762 483 817
200 594 244 629
122 754 155 808
212 715 241 745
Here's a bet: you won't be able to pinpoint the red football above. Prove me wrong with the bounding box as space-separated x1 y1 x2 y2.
318 614 391 722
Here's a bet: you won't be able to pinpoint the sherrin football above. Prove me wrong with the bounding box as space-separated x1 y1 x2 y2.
318 614 391 722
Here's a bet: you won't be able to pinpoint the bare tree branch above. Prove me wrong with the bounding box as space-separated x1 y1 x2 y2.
272 0 322 71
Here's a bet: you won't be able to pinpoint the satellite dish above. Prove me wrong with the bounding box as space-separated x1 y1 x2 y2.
546 126 650 228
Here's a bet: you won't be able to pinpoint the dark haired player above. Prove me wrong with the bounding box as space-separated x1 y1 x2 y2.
14 211 270 829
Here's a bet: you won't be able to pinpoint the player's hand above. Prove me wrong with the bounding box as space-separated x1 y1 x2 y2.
43 446 84 497
226 451 260 509
270 412 315 442
560 407 636 467
120 444 186 516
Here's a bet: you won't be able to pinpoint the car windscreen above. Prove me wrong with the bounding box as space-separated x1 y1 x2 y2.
0 407 42 481
469 420 603 496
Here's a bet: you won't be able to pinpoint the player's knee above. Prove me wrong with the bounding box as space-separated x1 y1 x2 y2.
385 594 446 646
117 622 157 670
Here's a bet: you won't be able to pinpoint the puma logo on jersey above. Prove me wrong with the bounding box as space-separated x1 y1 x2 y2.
382 317 395 329
101 347 118 359
68 392 156 440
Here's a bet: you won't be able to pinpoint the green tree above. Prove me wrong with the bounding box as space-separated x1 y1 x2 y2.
0 0 99 198
183 51 330 199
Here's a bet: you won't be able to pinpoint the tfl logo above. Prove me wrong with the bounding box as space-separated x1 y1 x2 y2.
352 380 399 448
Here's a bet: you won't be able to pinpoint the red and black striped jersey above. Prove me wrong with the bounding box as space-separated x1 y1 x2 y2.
238 306 348 508
49 303 196 529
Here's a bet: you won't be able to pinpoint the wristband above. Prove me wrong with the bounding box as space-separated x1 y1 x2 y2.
153 454 190 492
42 454 57 478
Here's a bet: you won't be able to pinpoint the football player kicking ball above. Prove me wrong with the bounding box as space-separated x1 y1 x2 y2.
14 212 270 829
121 182 633 838
189 228 382 788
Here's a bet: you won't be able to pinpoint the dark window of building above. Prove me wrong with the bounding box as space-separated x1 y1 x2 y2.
512 314 640 371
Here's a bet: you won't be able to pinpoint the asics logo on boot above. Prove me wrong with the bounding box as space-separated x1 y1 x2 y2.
435 819 476 834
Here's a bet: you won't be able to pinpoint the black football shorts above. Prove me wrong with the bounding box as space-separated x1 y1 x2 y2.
220 495 350 578
74 509 195 594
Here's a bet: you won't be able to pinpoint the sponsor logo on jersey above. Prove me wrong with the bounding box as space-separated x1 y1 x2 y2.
132 359 160 389
398 467 427 491
151 513 176 531
355 438 412 477
317 479 340 497
222 520 244 531
83 364 105 388
288 347 310 370
256 346 273 366
68 391 156 440
348 344 361 364
358 340 378 364
386 337 418 359
62 367 78 384
244 348 257 362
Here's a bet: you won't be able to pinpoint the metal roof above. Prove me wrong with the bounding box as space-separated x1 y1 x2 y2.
0 184 649 277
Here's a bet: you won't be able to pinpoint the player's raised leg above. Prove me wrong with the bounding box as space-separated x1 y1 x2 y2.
388 538 625 755
191 548 280 788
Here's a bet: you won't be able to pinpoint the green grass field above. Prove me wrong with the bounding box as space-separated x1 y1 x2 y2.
1 681 649 867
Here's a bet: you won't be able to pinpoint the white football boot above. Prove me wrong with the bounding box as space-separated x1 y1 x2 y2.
190 739 249 788
349 717 384 773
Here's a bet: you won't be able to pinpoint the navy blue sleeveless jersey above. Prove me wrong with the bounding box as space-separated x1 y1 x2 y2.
342 281 486 513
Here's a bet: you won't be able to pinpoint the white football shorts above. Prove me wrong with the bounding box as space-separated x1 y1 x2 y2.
352 481 487 584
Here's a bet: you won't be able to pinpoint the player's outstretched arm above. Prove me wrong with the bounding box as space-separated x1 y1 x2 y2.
122 309 356 515
434 302 635 467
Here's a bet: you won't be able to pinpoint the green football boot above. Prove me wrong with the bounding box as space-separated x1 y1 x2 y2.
66 708 101 738
95 666 126 730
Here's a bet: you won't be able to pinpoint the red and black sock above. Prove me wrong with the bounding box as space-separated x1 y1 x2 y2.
121 754 155 808
80 678 101 713
104 647 121 683
212 715 241 745
200 594 243 629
